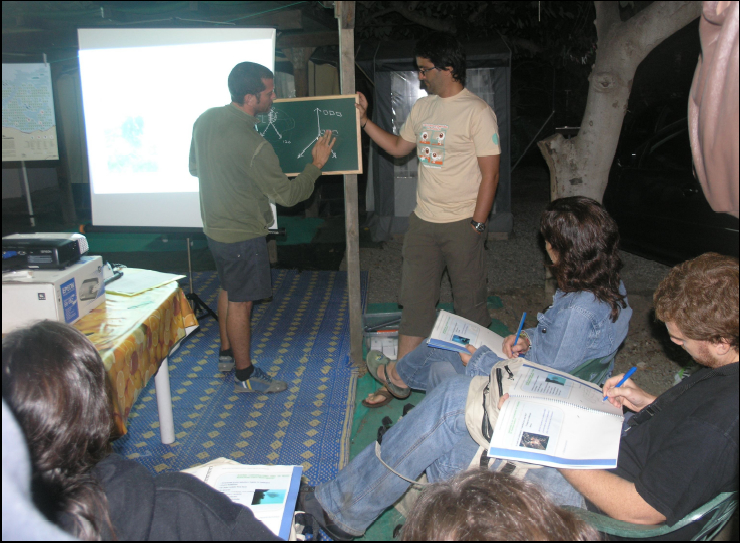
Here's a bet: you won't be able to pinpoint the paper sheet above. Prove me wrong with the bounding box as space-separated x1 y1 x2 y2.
105 268 185 296
370 336 398 360
184 460 301 539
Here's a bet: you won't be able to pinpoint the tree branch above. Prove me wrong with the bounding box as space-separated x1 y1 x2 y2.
618 1 702 57
594 1 620 44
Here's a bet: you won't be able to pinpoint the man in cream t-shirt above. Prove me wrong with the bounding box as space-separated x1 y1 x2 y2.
357 32 501 407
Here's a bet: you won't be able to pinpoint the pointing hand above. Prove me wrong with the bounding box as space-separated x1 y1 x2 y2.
311 130 337 169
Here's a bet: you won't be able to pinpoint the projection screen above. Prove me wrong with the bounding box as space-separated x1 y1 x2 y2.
78 28 276 228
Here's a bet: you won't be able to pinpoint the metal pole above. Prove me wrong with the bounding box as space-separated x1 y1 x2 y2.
20 161 35 227
186 237 194 294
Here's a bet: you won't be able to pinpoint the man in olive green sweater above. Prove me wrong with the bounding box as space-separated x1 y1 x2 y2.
189 62 335 394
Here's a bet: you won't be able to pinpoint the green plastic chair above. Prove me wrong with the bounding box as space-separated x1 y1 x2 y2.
563 491 738 541
570 352 617 387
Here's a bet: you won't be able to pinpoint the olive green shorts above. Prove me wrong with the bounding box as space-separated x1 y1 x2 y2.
399 213 490 337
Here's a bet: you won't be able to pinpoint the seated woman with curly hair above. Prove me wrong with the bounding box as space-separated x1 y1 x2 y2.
2 320 280 541
365 195 632 404
298 197 632 540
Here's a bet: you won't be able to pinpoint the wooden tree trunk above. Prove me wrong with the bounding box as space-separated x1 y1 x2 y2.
538 1 702 202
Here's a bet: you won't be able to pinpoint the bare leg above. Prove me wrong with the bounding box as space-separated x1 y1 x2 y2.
397 334 425 361
218 289 230 351
365 333 424 405
226 300 253 371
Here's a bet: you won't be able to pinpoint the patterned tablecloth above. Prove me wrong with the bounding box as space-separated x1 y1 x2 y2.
74 280 198 435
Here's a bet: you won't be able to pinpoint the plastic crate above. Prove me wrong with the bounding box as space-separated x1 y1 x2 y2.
363 311 400 359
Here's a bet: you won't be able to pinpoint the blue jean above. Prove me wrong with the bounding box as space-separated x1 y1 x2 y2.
396 341 503 392
315 375 585 536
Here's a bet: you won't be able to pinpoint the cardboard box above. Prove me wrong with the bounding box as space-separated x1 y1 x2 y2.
2 255 106 334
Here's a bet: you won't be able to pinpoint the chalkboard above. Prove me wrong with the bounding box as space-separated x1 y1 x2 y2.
255 95 362 176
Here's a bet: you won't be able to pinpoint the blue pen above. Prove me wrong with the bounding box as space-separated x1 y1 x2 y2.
603 366 637 401
513 312 527 357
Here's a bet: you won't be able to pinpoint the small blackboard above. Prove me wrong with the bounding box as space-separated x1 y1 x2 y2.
256 95 362 176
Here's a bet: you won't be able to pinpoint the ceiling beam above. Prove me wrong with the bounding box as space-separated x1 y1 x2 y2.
277 30 338 49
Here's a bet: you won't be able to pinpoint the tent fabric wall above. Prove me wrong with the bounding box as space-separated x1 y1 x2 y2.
358 40 512 241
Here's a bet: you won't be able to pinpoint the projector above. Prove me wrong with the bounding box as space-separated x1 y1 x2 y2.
2 233 89 271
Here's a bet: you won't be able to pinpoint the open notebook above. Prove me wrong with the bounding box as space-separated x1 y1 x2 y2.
427 310 506 358
488 361 624 469
183 458 301 539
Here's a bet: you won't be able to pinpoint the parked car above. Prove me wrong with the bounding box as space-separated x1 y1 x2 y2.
603 117 739 266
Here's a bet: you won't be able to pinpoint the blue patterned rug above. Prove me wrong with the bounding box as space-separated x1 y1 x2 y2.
113 269 367 485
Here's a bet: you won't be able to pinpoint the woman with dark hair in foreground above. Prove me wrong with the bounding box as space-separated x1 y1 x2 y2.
401 469 598 541
1 320 280 541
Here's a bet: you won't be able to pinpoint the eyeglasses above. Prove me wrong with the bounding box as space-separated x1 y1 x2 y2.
417 66 439 76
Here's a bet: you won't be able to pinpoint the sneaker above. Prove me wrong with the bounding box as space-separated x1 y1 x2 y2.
234 367 287 394
218 349 234 372
296 484 356 541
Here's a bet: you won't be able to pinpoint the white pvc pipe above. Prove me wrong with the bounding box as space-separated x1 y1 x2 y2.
153 358 175 444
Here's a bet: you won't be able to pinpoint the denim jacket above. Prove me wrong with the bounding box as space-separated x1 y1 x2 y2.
466 282 632 377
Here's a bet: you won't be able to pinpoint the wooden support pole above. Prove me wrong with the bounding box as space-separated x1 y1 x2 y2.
336 1 363 366
281 46 316 98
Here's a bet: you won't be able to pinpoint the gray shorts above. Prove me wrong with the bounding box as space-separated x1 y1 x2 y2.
207 236 272 302
399 213 490 337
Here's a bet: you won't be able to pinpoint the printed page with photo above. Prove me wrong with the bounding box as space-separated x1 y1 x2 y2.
184 460 301 539
487 361 624 469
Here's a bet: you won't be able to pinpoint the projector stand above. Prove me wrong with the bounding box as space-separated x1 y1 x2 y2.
184 237 218 322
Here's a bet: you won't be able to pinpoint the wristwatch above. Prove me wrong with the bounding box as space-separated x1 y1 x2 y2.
471 219 486 233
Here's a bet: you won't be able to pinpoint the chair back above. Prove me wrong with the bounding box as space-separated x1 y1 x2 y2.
570 351 616 386
564 491 738 540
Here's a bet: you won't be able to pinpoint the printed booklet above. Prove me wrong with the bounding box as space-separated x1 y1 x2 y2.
488 361 624 469
183 458 302 539
428 310 506 358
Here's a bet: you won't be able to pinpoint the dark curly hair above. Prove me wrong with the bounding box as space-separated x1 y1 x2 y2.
541 197 627 322
414 32 466 87
654 253 738 351
2 321 115 540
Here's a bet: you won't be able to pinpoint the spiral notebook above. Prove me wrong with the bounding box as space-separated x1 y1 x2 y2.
183 458 302 539
427 310 506 358
488 361 624 469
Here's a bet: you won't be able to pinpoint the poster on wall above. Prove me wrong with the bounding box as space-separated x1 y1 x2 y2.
2 62 59 161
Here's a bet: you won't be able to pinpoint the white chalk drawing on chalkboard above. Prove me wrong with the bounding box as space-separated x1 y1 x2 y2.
296 108 340 159
256 107 295 143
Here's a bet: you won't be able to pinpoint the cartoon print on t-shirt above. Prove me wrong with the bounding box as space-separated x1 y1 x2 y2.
430 148 445 165
417 123 447 169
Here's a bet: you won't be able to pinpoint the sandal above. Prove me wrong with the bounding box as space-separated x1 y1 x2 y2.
361 387 394 408
366 351 411 400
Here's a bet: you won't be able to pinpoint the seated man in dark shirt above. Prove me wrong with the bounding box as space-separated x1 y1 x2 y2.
300 253 738 541
567 252 738 536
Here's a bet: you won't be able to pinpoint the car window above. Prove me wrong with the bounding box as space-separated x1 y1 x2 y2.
642 127 693 171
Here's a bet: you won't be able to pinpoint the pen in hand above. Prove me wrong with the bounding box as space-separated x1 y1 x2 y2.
512 312 527 356
603 366 637 401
